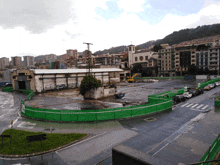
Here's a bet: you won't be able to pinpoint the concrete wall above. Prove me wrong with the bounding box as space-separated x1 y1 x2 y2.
84 87 115 99
11 69 36 92
210 75 220 79
34 72 120 93
196 75 207 80
112 145 162 165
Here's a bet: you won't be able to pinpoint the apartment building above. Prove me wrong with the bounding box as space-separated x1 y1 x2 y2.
158 46 175 76
66 49 78 59
23 56 34 68
0 57 9 69
11 56 22 67
208 47 220 72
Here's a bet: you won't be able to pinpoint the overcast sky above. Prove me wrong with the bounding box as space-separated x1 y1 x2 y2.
0 0 220 58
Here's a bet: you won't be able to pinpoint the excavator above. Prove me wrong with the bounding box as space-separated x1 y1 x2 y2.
127 73 139 83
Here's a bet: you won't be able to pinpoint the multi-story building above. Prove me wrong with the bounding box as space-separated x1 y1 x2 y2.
208 47 220 72
11 56 22 67
174 45 197 76
0 57 9 69
196 45 209 70
158 46 175 76
66 49 78 59
45 54 57 61
23 56 34 68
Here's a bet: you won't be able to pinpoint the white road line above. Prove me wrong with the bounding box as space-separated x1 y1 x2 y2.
202 105 209 110
186 104 193 107
196 104 204 109
190 109 204 112
56 131 107 153
181 103 189 107
191 104 198 108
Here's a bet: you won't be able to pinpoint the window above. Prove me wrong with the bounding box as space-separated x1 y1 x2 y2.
135 57 137 61
145 56 148 60
139 56 143 61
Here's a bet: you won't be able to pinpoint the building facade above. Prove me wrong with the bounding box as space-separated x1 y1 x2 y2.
0 57 9 69
11 68 123 92
11 56 22 67
23 56 34 68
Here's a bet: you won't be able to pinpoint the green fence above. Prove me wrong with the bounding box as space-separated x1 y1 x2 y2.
198 134 220 164
21 97 172 122
215 96 220 107
197 78 220 89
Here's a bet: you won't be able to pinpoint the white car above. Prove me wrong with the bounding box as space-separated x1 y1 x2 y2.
209 83 215 89
182 92 193 99
215 81 220 86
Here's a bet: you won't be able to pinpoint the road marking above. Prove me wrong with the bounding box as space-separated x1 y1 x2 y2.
191 104 198 108
181 103 189 107
56 131 107 153
190 109 204 112
196 104 204 109
186 104 193 107
17 121 35 129
202 105 209 110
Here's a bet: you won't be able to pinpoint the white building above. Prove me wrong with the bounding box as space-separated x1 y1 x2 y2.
11 68 123 92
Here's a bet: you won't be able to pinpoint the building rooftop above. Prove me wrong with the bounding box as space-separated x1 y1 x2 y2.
32 68 124 74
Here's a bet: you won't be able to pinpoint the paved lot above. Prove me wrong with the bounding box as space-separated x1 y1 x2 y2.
0 79 220 165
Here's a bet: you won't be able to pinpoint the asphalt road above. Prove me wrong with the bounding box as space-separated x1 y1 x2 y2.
0 79 220 165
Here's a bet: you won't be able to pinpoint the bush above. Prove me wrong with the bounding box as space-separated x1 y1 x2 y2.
79 75 101 96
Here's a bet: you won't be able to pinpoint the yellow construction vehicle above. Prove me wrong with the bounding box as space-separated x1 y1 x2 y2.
127 73 139 83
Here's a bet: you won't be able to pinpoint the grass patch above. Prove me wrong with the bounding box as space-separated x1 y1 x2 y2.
0 129 87 155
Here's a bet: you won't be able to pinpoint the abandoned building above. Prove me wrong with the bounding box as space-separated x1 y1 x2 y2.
11 68 124 92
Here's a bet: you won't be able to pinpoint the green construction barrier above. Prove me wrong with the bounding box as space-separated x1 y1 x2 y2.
21 98 172 122
199 134 220 165
197 77 220 89
215 96 220 107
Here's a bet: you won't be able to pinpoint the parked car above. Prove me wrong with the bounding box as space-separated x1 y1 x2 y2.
197 88 204 94
182 92 193 99
190 90 199 97
215 81 220 86
5 83 12 87
209 83 215 89
204 85 211 91
173 95 186 103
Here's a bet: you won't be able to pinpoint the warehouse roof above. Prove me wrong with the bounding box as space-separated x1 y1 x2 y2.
32 68 124 74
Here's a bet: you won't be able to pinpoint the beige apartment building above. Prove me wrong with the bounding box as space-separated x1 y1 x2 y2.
0 57 9 69
11 56 22 67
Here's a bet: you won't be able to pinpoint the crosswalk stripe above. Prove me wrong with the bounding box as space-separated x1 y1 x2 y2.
181 103 189 107
191 104 198 108
202 105 209 110
186 104 193 107
196 104 204 109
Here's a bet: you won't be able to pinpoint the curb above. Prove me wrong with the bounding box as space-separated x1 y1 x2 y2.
0 133 89 158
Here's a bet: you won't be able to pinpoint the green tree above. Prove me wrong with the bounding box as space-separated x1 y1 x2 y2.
151 45 162 52
135 46 141 50
131 63 143 74
79 75 101 96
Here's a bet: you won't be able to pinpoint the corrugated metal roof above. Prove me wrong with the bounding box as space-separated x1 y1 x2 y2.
32 68 124 74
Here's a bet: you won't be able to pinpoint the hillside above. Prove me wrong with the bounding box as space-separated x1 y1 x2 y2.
94 23 220 54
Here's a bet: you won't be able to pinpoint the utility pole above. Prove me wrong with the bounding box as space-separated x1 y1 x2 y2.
83 42 93 75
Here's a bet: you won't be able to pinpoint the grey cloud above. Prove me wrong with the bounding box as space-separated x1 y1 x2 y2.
0 0 75 33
